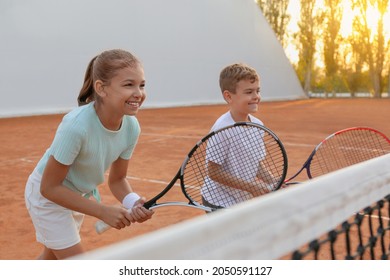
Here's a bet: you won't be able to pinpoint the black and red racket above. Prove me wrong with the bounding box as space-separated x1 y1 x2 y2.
96 122 288 233
286 127 390 184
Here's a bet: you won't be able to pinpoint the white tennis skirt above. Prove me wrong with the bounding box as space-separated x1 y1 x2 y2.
24 169 84 250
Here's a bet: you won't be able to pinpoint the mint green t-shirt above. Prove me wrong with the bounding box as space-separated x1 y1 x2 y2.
36 102 140 200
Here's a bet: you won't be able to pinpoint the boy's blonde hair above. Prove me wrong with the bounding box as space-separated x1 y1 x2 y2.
219 63 259 93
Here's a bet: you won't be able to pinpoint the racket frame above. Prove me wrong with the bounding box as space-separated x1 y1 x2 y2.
286 126 390 183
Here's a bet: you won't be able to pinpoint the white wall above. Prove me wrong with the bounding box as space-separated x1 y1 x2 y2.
0 0 305 118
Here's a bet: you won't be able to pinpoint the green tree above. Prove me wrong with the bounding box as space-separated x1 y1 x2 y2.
340 35 368 95
352 0 389 97
295 0 324 95
256 0 291 47
388 56 390 97
337 1 369 95
323 0 343 93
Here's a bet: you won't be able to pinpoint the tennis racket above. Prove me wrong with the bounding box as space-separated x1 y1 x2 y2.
96 122 288 233
285 127 390 184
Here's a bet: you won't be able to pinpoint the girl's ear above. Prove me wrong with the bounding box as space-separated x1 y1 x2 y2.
222 90 232 104
94 80 107 98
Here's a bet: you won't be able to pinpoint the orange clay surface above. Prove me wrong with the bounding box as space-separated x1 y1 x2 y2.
0 98 389 259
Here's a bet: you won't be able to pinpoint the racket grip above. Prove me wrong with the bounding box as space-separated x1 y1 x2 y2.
95 220 111 234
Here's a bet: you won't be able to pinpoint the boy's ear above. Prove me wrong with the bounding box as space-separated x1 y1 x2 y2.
94 80 107 98
222 90 232 104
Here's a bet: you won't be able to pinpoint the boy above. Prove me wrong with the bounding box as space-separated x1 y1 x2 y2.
201 63 276 208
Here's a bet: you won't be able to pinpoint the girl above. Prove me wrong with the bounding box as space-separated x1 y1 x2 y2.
24 49 154 259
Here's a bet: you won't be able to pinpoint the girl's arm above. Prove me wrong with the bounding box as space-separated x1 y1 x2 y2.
108 157 154 223
40 155 133 230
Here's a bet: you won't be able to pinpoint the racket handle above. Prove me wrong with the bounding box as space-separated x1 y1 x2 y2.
95 202 148 234
95 220 111 234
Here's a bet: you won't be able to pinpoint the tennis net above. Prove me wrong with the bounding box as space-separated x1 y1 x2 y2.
75 154 390 260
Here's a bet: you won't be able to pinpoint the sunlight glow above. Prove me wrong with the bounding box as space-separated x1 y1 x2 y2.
339 1 356 37
340 4 390 38
285 0 390 65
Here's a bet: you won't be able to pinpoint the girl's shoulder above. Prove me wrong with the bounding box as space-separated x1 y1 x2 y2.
122 115 141 133
59 104 94 134
63 103 92 122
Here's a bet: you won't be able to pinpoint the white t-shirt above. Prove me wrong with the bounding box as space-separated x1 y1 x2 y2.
202 111 264 207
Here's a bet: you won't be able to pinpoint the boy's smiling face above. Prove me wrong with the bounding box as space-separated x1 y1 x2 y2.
223 78 261 122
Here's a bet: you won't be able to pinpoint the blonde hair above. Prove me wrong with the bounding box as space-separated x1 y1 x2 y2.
78 49 141 106
219 63 259 93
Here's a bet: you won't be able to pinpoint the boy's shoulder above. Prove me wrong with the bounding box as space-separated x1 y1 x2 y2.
211 112 264 131
211 112 234 131
248 114 263 126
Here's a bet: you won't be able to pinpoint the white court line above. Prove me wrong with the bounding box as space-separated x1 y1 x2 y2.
127 175 203 191
6 137 314 167
140 132 317 148
142 132 315 148
126 175 175 186
142 133 201 139
20 158 36 163
145 139 168 143
0 157 39 165
103 174 177 187
284 142 313 148
364 214 390 221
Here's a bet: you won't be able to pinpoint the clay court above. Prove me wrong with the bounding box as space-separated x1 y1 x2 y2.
0 98 389 259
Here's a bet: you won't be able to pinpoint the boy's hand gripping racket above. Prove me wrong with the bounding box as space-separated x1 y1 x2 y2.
286 127 390 184
96 122 288 234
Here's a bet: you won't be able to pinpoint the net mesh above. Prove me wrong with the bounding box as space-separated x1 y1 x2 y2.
290 195 390 260
74 154 390 260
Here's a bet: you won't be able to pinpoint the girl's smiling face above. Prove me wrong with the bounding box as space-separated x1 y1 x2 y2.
99 64 146 116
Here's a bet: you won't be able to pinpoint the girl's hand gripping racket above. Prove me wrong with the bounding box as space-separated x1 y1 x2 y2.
96 122 288 234
285 127 390 184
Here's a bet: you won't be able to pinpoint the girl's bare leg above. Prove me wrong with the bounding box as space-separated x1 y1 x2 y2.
38 243 84 260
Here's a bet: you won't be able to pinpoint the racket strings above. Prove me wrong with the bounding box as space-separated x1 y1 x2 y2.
310 129 390 178
182 124 287 208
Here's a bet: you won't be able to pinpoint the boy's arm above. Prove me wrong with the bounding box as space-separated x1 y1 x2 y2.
256 161 277 183
208 161 270 196
257 161 287 190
